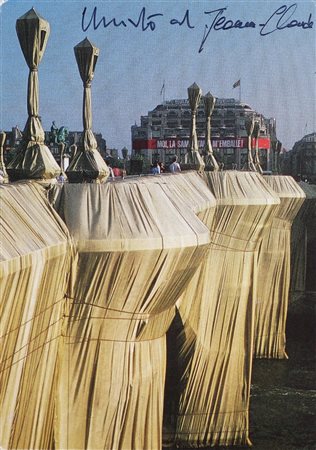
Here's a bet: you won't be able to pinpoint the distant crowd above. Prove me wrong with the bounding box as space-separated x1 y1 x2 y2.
0 158 182 184
48 157 182 184
106 156 181 180
150 156 181 175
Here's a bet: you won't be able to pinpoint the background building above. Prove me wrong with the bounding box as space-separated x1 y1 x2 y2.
131 98 277 170
281 132 316 183
3 127 107 164
45 131 107 163
2 127 23 163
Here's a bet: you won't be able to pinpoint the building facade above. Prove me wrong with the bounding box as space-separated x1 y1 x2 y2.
131 98 277 171
281 132 316 183
45 131 107 163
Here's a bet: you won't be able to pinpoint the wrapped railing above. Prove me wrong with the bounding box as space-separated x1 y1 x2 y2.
0 182 71 449
254 175 305 359
164 171 280 447
53 180 210 449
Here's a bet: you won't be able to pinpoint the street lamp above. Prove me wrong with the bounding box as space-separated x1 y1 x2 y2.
185 82 205 170
58 142 71 172
7 8 60 181
203 92 219 171
121 147 128 176
245 116 256 171
253 121 263 174
0 132 8 183
276 140 282 174
66 38 109 183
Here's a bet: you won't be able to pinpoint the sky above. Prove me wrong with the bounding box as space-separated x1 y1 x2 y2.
0 0 315 153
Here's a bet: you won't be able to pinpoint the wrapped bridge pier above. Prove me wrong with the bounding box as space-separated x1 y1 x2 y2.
163 171 280 447
53 180 210 450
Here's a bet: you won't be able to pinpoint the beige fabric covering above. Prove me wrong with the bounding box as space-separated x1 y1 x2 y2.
165 171 279 447
254 176 305 359
0 182 71 449
53 180 211 450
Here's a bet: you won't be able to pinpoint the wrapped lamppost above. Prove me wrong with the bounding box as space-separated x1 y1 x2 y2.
185 82 205 171
253 121 263 174
203 92 219 171
70 144 78 162
0 132 8 183
122 146 128 160
276 140 282 174
59 142 70 175
122 146 128 175
6 8 60 181
271 138 278 174
62 149 71 172
66 38 109 183
245 116 256 171
59 142 65 170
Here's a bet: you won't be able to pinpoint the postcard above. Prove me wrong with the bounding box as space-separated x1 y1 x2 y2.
0 1 315 448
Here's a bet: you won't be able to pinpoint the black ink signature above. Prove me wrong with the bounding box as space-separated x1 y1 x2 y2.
82 6 163 32
199 7 256 53
81 4 314 54
170 9 194 29
259 3 313 36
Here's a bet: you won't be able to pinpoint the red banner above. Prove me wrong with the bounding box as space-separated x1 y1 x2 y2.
133 139 157 150
133 137 271 151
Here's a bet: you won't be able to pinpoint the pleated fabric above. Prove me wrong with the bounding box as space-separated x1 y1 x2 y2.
7 10 60 181
254 176 306 359
164 171 280 448
2 173 310 449
135 171 216 227
0 182 71 449
53 180 211 450
66 39 109 184
290 182 316 301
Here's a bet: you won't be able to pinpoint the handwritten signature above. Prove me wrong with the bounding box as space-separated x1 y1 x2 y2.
81 3 313 53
